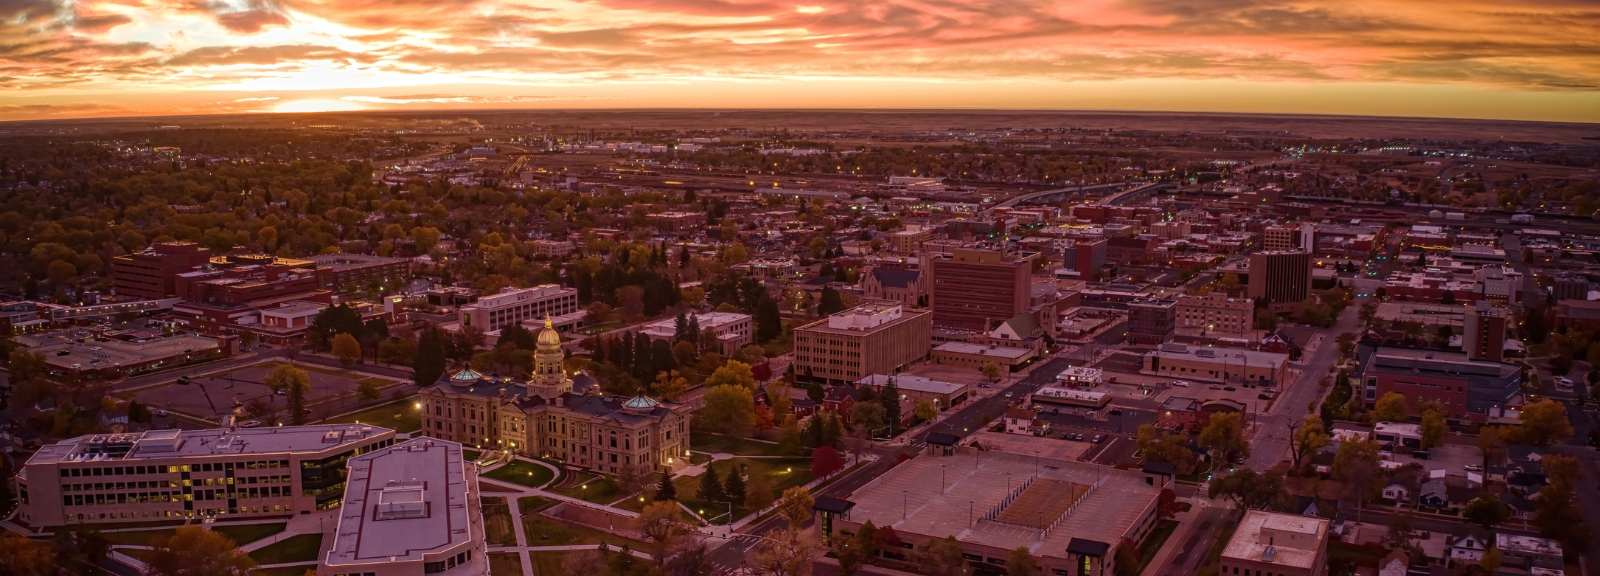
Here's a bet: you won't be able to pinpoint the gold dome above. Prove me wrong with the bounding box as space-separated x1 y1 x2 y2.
537 315 562 347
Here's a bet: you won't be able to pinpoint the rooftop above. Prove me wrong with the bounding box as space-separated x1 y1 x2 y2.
1221 510 1329 570
304 253 411 270
27 424 391 465
1147 343 1289 366
843 449 1158 561
324 438 479 567
28 334 227 371
856 374 966 395
934 341 1032 359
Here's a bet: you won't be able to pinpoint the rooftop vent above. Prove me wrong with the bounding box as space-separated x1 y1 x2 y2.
1262 545 1277 563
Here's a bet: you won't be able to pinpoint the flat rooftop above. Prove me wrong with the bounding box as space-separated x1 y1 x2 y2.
845 449 1157 560
856 374 966 395
28 424 391 465
324 438 478 566
304 253 410 270
934 341 1031 359
29 334 225 370
1222 510 1328 570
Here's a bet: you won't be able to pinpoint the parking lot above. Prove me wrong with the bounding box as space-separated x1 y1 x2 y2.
130 360 384 422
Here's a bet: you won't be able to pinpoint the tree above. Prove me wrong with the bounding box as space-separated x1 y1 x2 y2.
1419 405 1447 449
143 526 255 576
705 360 756 390
238 329 255 349
980 361 1001 383
1334 438 1383 522
701 385 755 438
414 327 448 387
1480 547 1503 574
697 467 724 503
1254 307 1278 331
1007 546 1041 576
752 526 817 576
356 379 381 401
818 286 845 317
812 446 846 478
1510 399 1574 446
914 399 937 423
652 370 690 402
831 520 877 576
756 295 783 343
638 500 684 564
778 415 804 456
1534 482 1590 553
1465 494 1512 528
264 363 309 397
1289 413 1330 471
1208 469 1283 511
880 378 902 436
499 323 538 350
1114 539 1143 576
1198 412 1250 464
1372 392 1410 423
776 486 815 530
1478 426 1505 469
723 462 747 506
0 531 55 576
920 536 967 576
744 473 777 511
654 470 677 502
1136 424 1197 473
851 401 886 437
767 382 793 418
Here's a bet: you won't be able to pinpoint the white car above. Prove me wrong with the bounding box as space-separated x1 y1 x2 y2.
239 420 262 428
152 409 169 417
1464 464 1483 472
1172 381 1190 387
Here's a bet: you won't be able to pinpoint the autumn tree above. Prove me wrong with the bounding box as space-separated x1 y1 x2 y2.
831 520 878 576
701 385 755 438
920 536 967 576
1372 392 1410 423
1198 412 1250 464
1509 399 1574 446
1419 404 1447 449
1465 494 1511 529
776 487 816 530
1334 438 1383 522
705 360 756 390
1289 413 1330 471
1007 546 1041 576
0 531 55 576
143 526 255 576
638 500 685 564
332 332 362 365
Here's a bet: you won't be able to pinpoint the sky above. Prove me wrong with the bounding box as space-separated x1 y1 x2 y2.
2 0 1599 123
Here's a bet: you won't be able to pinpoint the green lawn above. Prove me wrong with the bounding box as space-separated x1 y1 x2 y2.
102 528 176 546
322 398 421 432
211 523 287 546
550 475 622 504
519 496 554 514
689 453 712 466
483 497 519 546
521 514 646 548
530 551 571 576
247 533 323 565
484 460 557 488
690 433 791 456
1136 520 1180 574
490 553 525 576
672 457 813 524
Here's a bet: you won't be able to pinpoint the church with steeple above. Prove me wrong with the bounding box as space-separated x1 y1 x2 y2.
418 316 691 477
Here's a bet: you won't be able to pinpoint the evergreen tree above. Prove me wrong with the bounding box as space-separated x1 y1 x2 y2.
592 336 607 364
687 315 701 347
674 313 690 342
723 463 747 506
805 413 825 448
632 333 653 380
414 327 448 387
680 245 692 267
880 378 902 436
822 411 843 447
616 334 633 372
650 339 677 376
500 323 538 350
654 470 677 502
818 286 845 317
697 466 724 502
756 296 782 343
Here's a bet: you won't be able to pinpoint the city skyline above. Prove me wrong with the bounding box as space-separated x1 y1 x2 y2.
2 0 1599 122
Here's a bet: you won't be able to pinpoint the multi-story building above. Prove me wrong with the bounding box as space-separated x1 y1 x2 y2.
420 319 691 477
19 331 238 380
1140 343 1288 386
1356 344 1521 421
111 242 214 299
1126 298 1177 345
1462 301 1509 362
303 253 413 292
929 248 1033 331
794 303 933 385
649 211 705 232
861 267 925 309
530 239 576 258
1220 511 1329 576
1262 224 1314 253
638 312 753 356
1247 251 1311 316
15 424 396 527
1175 293 1253 335
890 225 934 253
319 438 488 576
459 285 579 332
1062 238 1108 275
1553 275 1590 302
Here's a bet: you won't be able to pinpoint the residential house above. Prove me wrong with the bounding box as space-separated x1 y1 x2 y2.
1004 407 1046 436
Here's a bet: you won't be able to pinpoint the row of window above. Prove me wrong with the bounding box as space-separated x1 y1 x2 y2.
58 459 291 478
422 549 476 573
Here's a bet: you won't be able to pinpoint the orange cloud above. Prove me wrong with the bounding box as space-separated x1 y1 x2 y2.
0 0 1595 121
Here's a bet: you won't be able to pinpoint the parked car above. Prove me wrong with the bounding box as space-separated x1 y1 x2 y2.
1108 409 1123 416
1172 381 1190 387
1075 433 1085 441
152 409 169 417
1059 432 1071 439
1003 391 1013 398
239 420 262 428
1092 435 1104 443
1464 464 1483 472
1222 386 1237 392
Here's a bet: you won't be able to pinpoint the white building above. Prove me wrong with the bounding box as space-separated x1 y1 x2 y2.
459 285 579 332
320 438 487 576
638 312 753 356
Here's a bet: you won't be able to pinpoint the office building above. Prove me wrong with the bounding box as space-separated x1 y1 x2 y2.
890 225 934 253
1356 344 1521 421
1220 511 1330 576
303 253 413 292
1247 251 1312 316
1175 293 1253 335
16 424 396 528
421 319 692 477
1140 343 1288 386
929 248 1033 331
459 285 579 332
1126 298 1177 345
1462 301 1509 361
1062 238 1108 275
855 374 970 411
319 438 488 576
1553 275 1589 302
111 242 214 299
638 312 753 356
531 239 575 258
794 303 933 385
824 449 1162 576
649 211 705 232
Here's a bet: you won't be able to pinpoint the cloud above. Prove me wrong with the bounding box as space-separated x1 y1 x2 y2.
72 13 133 34
215 10 290 34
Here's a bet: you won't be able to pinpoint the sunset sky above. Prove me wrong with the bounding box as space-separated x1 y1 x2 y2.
3 0 1599 122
